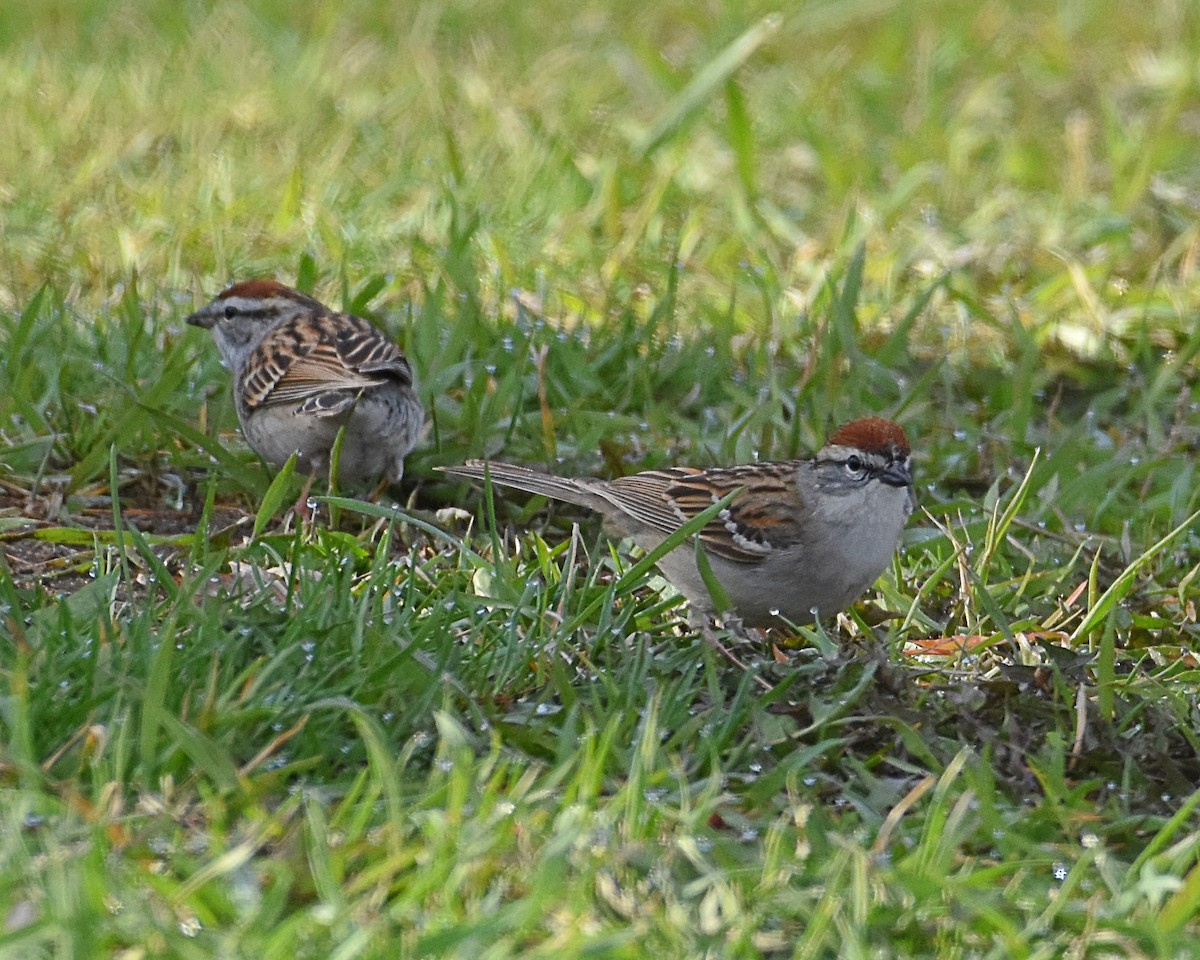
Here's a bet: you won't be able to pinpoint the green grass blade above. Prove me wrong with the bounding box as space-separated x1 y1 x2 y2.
254 454 300 537
1070 505 1200 644
638 14 782 158
564 486 740 631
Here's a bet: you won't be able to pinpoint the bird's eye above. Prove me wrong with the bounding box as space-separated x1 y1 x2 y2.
846 455 863 473
223 304 237 319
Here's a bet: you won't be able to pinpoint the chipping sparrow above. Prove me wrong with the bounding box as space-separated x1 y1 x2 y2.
440 418 914 626
187 279 424 486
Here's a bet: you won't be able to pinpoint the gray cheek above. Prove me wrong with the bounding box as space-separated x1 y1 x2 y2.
211 326 258 371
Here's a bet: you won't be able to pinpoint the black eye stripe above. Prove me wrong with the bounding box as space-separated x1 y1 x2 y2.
219 303 278 321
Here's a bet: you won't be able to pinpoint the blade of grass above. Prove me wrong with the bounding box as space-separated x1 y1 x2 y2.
311 696 406 826
1070 505 1200 641
1076 505 1200 717
315 496 485 562
638 14 782 158
724 78 757 199
157 711 240 792
563 487 740 632
1159 860 1200 937
137 401 266 493
253 454 299 538
124 523 182 604
976 450 1042 577
693 536 733 618
1128 788 1200 876
138 611 177 782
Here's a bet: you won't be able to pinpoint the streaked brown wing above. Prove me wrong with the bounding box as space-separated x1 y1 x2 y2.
636 462 807 564
242 314 411 411
604 467 702 534
336 315 414 382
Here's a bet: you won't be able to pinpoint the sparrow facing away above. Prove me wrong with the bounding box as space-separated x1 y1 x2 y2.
188 279 424 486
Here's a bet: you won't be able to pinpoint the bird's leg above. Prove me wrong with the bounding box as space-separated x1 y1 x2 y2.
694 611 774 693
292 473 317 525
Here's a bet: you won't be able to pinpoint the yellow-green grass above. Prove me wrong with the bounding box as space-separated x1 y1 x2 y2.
1 0 1199 955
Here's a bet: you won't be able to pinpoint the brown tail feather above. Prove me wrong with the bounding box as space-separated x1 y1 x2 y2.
438 461 611 513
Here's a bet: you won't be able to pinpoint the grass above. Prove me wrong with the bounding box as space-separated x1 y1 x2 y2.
1 0 1200 956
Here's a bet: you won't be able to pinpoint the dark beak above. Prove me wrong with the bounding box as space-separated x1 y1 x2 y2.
879 459 912 489
186 307 215 329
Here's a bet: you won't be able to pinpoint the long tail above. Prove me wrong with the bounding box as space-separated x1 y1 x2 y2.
438 460 611 513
